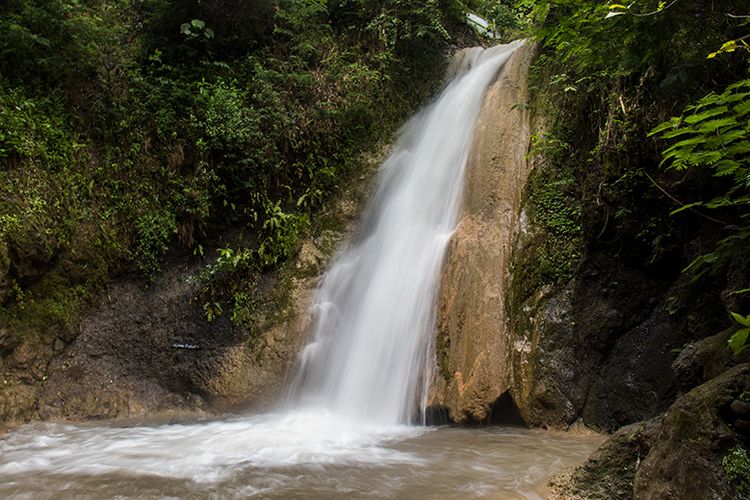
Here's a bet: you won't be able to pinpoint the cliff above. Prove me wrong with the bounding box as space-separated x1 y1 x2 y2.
430 42 536 423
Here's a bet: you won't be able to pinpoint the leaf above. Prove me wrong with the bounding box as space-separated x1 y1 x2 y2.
684 106 729 124
728 327 750 356
670 201 703 215
734 99 750 117
605 12 625 19
697 117 736 133
180 23 191 34
661 128 695 140
191 19 206 29
732 312 750 328
715 159 740 177
649 118 682 136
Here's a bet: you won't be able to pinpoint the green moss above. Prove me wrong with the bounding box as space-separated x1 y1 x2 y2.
1 273 92 343
723 446 750 498
512 133 583 303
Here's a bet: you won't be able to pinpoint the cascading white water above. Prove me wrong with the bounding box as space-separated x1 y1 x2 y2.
0 42 530 489
288 41 524 425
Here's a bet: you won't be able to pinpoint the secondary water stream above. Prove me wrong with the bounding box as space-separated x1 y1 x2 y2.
0 42 602 498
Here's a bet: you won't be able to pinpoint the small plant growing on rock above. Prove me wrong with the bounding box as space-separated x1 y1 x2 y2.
723 445 750 498
728 312 750 356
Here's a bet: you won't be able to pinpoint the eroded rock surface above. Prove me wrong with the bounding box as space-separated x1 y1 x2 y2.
431 42 536 423
36 261 312 420
633 363 749 499
550 364 750 499
549 418 659 500
0 146 382 426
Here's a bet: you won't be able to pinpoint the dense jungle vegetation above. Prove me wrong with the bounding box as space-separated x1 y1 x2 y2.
0 0 471 336
0 0 748 350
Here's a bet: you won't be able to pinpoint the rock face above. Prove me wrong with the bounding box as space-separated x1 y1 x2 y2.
509 257 728 430
36 261 313 421
0 146 382 426
633 364 749 499
431 42 536 423
433 42 731 431
551 364 750 499
548 418 660 500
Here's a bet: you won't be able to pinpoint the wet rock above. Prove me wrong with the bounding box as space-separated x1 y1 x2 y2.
672 329 750 393
432 42 536 423
0 383 38 424
731 399 750 415
507 252 727 431
8 239 57 286
0 327 19 356
35 257 312 420
633 363 750 499
548 418 660 500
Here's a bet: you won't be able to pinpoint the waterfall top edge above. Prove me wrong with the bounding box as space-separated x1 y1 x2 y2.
446 39 526 81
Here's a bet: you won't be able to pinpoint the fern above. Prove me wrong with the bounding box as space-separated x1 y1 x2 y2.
650 78 750 187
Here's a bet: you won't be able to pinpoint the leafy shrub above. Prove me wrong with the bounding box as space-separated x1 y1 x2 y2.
134 211 178 281
724 445 750 498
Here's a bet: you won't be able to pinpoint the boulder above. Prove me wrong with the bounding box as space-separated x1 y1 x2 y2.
633 363 750 499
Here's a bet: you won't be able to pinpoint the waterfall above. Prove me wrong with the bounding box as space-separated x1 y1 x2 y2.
0 42 526 481
288 41 524 425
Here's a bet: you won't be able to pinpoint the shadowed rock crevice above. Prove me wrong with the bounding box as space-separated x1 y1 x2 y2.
486 392 525 426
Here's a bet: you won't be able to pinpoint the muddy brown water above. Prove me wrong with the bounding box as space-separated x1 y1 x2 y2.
0 415 601 499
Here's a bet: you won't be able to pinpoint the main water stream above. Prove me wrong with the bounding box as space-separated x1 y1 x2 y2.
0 42 602 498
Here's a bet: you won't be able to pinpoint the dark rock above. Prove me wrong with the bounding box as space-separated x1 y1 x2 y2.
672 330 749 393
548 417 660 500
0 327 19 356
8 239 57 286
511 253 729 431
731 400 750 416
734 419 750 433
633 363 750 499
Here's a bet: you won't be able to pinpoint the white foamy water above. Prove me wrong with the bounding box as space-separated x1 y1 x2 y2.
287 41 524 425
0 42 604 499
0 410 424 482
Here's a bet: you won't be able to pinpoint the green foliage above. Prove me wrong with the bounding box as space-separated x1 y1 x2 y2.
511 131 583 300
0 0 463 334
0 87 78 167
728 311 750 356
724 445 750 498
180 19 214 40
519 0 749 275
468 0 522 39
651 79 750 188
649 77 750 283
187 247 255 322
134 211 178 281
257 200 310 268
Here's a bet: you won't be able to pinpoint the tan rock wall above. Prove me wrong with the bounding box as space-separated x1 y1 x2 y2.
431 43 536 423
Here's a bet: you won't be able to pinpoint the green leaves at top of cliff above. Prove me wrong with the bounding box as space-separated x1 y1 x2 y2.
522 0 747 106
0 0 468 329
651 78 750 201
520 0 748 226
